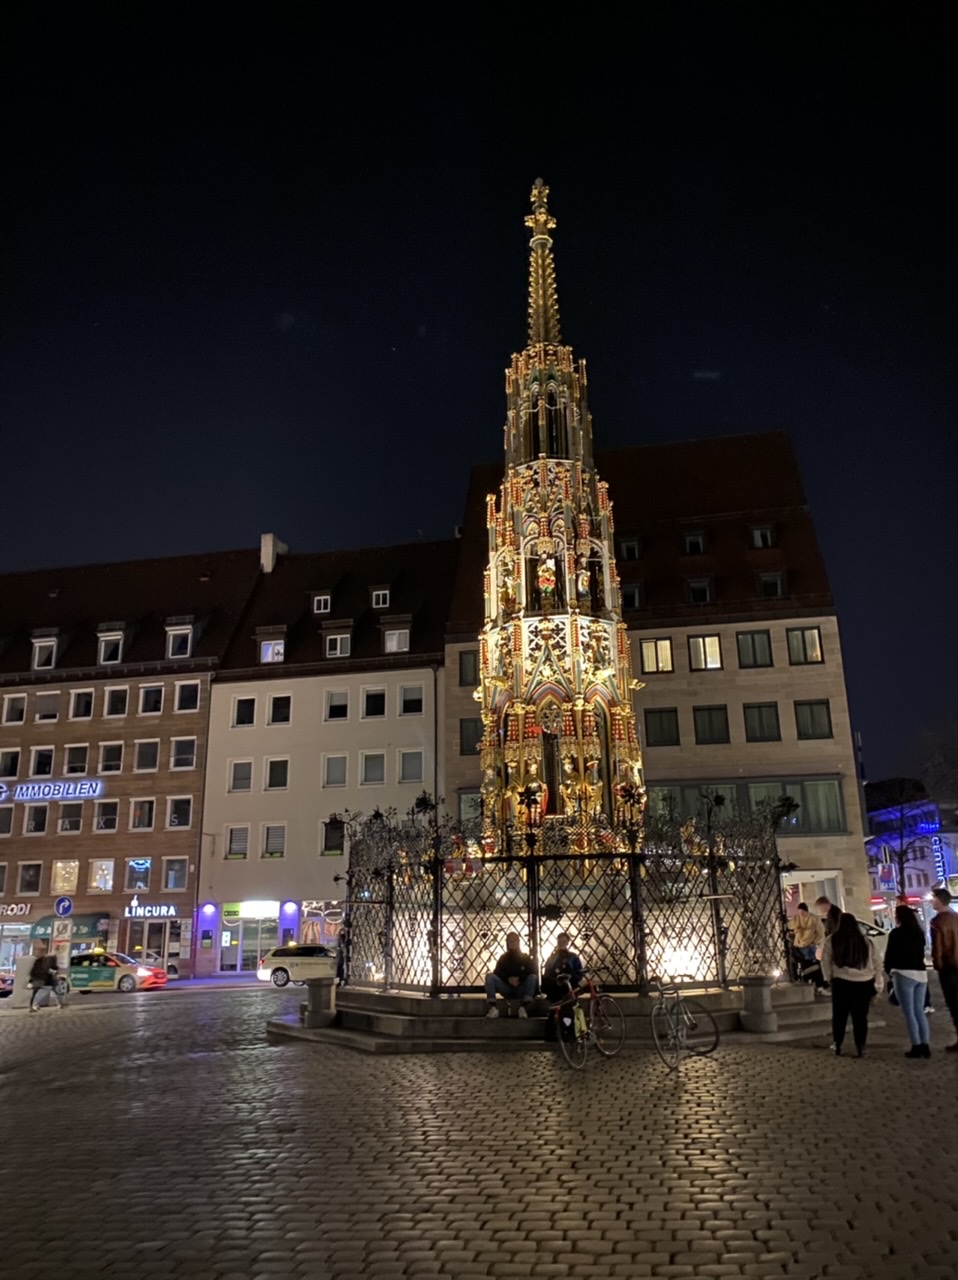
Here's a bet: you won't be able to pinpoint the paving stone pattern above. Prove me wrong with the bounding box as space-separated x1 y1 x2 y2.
1 987 956 1280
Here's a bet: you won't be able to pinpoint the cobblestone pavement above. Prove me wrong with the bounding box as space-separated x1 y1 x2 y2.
1 986 956 1280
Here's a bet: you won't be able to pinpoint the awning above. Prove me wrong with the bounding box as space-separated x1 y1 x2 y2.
30 914 111 940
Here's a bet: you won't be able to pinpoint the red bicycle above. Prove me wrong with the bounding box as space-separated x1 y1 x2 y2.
550 973 626 1069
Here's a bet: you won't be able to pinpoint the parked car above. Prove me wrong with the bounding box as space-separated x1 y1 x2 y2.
0 973 13 998
256 944 337 987
856 918 891 962
67 950 168 993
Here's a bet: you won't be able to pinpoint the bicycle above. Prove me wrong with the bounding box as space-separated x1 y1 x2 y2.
550 973 626 1069
650 976 720 1071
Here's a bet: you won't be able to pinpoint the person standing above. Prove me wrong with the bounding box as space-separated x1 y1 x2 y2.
883 905 930 1058
929 887 958 1052
814 895 842 939
790 903 825 986
28 945 63 1012
484 931 537 1018
821 913 883 1057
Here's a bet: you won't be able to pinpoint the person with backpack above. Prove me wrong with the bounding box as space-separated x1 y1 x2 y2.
29 945 64 1012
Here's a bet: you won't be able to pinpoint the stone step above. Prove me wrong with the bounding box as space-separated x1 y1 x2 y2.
337 1004 744 1041
267 1016 550 1054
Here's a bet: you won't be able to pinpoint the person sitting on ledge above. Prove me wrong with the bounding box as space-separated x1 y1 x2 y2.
542 932 584 1003
485 931 537 1018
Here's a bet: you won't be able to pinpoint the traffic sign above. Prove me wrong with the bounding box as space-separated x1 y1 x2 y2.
54 896 73 917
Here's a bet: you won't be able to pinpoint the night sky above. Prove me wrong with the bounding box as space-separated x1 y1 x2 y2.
2 3 955 780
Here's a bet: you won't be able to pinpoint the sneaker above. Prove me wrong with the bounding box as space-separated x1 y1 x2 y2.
831 1043 841 1055
485 1005 499 1019
517 1005 529 1019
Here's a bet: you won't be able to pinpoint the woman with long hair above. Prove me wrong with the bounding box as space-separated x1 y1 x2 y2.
821 912 884 1056
884 904 931 1058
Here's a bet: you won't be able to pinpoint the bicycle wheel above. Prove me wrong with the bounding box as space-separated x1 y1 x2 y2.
681 998 720 1056
591 994 626 1057
651 1001 681 1071
557 1006 588 1070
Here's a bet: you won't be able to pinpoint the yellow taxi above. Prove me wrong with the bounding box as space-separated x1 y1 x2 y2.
66 950 168 993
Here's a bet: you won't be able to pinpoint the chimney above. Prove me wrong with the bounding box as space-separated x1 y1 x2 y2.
260 532 288 574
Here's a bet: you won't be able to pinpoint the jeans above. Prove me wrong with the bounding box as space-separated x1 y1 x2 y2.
939 965 958 1036
30 983 63 1009
485 973 537 1004
796 945 817 962
892 973 930 1046
831 977 873 1052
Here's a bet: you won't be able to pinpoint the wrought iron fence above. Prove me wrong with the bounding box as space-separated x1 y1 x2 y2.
336 801 790 994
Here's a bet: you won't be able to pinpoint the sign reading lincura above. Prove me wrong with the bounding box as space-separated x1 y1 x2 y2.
12 779 104 801
124 896 178 920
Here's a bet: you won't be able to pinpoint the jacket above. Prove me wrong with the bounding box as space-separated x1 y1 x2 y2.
930 910 958 970
543 948 584 988
821 936 883 990
29 955 58 987
493 949 535 983
883 927 926 974
792 913 824 949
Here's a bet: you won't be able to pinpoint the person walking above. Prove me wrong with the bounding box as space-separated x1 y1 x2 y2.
929 887 958 1052
884 904 930 1058
821 912 883 1057
28 945 64 1012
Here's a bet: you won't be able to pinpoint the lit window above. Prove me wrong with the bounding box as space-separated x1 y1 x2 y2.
684 532 706 555
313 594 331 614
162 857 188 889
134 741 160 772
25 805 47 836
226 827 249 859
99 743 123 773
361 752 386 785
0 750 19 778
400 685 423 715
18 862 43 893
139 685 164 715
166 627 193 659
751 525 775 549
88 859 115 892
693 705 730 745
399 750 423 784
326 691 348 721
459 650 479 686
262 827 285 859
70 690 94 719
233 697 255 727
795 700 833 740
131 799 155 831
689 635 722 670
229 761 252 792
58 804 83 834
363 688 386 718
737 631 772 668
372 589 390 609
95 801 118 832
30 748 54 777
787 627 823 665
459 718 483 755
35 692 59 722
269 695 291 725
384 629 409 654
326 633 351 658
167 797 193 829
266 759 289 790
260 639 285 664
640 639 673 674
32 639 57 670
98 632 123 665
65 746 88 775
52 860 79 893
744 703 781 743
644 708 680 747
125 858 151 891
2 695 26 724
322 819 345 856
175 682 200 712
105 687 129 717
687 578 712 604
324 755 347 787
171 738 196 769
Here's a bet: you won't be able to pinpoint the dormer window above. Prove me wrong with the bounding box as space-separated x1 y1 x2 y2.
684 531 707 556
750 525 775 549
758 571 785 599
166 626 193 659
619 540 640 561
313 594 331 615
372 588 390 610
260 639 286 664
98 632 124 665
384 628 409 654
326 633 351 658
32 638 57 670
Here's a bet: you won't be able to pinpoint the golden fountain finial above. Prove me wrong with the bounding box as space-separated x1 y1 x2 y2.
525 177 561 346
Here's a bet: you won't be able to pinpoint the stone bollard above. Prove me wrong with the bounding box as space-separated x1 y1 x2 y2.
303 976 337 1029
738 975 778 1033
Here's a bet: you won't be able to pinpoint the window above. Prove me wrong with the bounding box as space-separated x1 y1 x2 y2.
0 749 20 778
30 748 54 778
644 708 680 747
88 859 114 892
95 800 118 832
400 685 423 715
131 799 155 831
647 784 738 822
743 703 781 743
361 752 386 785
32 638 57 669
688 635 722 671
326 633 351 658
266 759 289 790
619 539 640 561
363 688 386 718
372 588 390 609
134 740 160 772
322 818 345 855
787 627 824 665
459 717 483 755
260 639 285 664
162 857 188 889
64 745 88 775
693 705 730 745
52 859 79 893
0 807 11 835
0 860 6 886
125 858 151 891
795 700 833 740
268 695 291 725
233 697 255 727
35 692 59 722
70 689 94 719
313 593 331 614
640 639 673 674
399 750 423 783
99 743 123 773
98 632 123 664
3 694 26 724
171 738 196 769
262 826 285 859
750 525 775 549
105 687 129 717
25 804 48 834
226 827 249 859
58 803 83 834
684 532 706 555
167 797 193 829
687 578 712 604
326 691 348 721
139 685 164 715
459 792 482 824
621 585 643 611
758 572 785 599
459 650 479 687
166 627 192 659
175 682 200 711
384 629 409 654
736 630 773 668
324 755 347 787
229 761 252 792
748 779 845 834
19 863 42 894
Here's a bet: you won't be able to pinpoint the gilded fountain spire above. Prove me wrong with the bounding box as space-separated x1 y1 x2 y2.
525 178 561 346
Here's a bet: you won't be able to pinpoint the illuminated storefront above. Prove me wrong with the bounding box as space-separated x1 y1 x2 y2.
196 900 299 972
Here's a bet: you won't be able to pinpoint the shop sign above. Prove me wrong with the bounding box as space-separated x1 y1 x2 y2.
124 895 178 920
877 864 897 892
931 836 946 883
223 900 279 923
0 902 32 918
1 778 104 802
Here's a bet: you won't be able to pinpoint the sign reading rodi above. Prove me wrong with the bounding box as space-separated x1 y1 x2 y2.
123 895 178 920
0 778 104 802
0 903 33 918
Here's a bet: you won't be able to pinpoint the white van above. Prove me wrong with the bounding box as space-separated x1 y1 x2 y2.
256 944 337 987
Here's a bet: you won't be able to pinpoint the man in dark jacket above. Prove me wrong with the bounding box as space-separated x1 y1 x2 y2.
29 946 63 1012
541 933 584 1002
484 932 537 1018
930 887 958 1052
